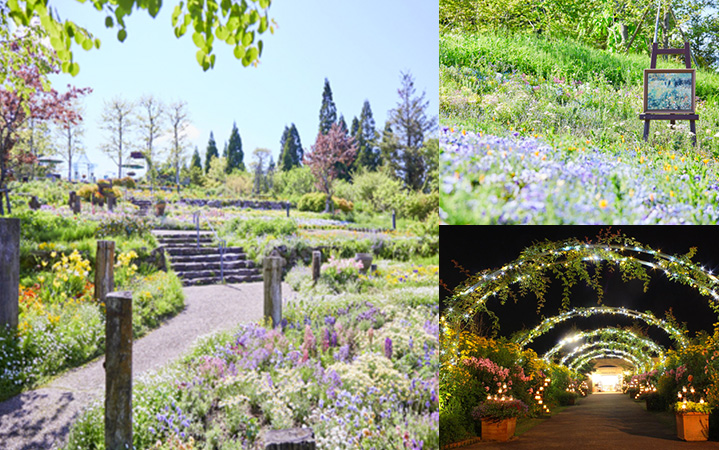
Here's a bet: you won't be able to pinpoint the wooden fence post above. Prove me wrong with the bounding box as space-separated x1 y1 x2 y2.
263 250 285 327
105 290 133 450
95 241 115 303
265 428 316 449
311 250 322 283
0 218 19 331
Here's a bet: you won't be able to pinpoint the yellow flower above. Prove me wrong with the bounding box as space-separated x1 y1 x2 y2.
599 199 608 209
50 251 57 258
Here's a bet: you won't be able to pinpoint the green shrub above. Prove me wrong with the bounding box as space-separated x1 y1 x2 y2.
95 214 154 238
272 167 316 201
112 176 136 189
403 191 438 221
15 210 98 243
224 217 297 237
333 196 354 213
555 390 577 406
130 271 185 336
298 192 330 212
352 169 405 213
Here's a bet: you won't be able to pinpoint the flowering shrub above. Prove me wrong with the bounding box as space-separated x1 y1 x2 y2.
320 256 364 286
472 399 528 421
95 213 154 238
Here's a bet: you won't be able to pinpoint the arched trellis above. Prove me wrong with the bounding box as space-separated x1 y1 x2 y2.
445 238 719 331
514 306 689 348
559 341 654 370
568 349 647 373
543 328 664 363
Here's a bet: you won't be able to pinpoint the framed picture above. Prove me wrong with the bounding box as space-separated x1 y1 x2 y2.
643 69 695 113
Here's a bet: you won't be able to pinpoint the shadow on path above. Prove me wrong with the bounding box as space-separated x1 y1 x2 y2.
463 393 717 450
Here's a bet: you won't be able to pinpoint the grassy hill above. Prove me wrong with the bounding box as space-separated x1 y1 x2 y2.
440 31 719 224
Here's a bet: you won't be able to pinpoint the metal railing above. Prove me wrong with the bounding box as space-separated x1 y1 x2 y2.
192 210 227 283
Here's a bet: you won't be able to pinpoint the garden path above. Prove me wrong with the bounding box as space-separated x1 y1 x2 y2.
0 281 295 450
462 392 717 450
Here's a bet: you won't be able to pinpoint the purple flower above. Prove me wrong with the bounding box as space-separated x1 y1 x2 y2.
384 337 393 359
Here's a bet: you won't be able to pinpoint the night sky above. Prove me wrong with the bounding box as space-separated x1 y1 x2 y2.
440 226 719 356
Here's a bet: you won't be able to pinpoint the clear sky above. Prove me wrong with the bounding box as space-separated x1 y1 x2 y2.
48 1 439 179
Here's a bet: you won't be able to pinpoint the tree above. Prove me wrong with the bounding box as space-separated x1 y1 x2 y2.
303 123 357 213
251 147 272 194
226 122 245 173
136 95 165 192
279 123 303 171
354 100 381 172
3 1 274 74
14 118 55 180
318 78 337 135
100 97 135 179
190 146 202 171
386 71 437 191
0 23 89 214
205 132 219 174
338 114 348 134
167 100 191 193
56 102 85 181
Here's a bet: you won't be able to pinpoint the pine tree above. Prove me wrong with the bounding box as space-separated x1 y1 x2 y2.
279 123 303 171
338 114 348 134
355 100 380 171
190 146 202 170
204 132 219 174
226 122 245 173
387 72 437 190
318 78 337 135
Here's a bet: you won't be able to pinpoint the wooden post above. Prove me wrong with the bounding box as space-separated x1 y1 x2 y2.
95 241 115 303
265 428 316 450
0 218 20 331
311 250 322 283
392 210 396 230
286 202 290 218
263 251 285 327
72 196 81 214
105 290 133 450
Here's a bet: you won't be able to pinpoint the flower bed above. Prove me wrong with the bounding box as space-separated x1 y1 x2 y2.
64 285 439 450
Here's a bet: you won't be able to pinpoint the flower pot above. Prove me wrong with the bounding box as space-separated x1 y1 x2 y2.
676 412 709 441
481 417 516 442
354 253 373 274
155 202 166 217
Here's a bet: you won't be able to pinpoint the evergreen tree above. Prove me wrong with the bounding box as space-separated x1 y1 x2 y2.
355 100 381 171
318 78 337 135
226 122 245 173
190 146 202 170
279 123 304 171
350 117 360 140
337 114 348 134
204 132 219 173
387 72 437 190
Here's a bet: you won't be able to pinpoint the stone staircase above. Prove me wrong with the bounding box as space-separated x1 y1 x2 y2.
154 231 262 286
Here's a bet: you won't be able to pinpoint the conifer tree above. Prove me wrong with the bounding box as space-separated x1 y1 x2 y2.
355 100 380 171
226 122 245 173
204 132 219 173
190 146 202 170
279 123 303 171
318 78 337 135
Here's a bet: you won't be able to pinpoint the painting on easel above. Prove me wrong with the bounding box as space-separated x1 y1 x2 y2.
643 68 695 113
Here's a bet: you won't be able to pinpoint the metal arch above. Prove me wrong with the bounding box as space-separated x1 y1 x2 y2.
543 327 664 362
516 306 689 348
559 341 654 368
569 349 647 373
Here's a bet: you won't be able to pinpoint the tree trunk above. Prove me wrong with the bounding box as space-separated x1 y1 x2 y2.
662 10 670 60
324 193 333 213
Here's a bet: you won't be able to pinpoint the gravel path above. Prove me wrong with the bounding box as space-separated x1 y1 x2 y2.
0 281 293 450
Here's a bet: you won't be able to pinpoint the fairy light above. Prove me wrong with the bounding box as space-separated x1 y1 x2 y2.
544 328 664 363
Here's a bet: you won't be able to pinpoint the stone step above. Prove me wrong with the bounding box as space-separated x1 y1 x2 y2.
181 274 263 286
157 236 214 244
171 259 255 271
175 268 261 281
167 253 251 264
164 246 246 257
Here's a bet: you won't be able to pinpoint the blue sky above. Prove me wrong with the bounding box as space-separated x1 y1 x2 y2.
49 1 439 179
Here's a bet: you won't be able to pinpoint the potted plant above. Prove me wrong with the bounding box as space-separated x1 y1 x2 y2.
471 398 528 442
674 401 711 441
154 197 167 216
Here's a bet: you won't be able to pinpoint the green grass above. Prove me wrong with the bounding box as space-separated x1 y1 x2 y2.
441 32 719 102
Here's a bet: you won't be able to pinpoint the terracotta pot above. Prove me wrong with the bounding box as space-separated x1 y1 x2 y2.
481 417 517 442
676 412 709 441
155 202 166 217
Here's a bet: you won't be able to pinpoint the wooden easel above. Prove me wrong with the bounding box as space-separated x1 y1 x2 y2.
635 2 698 146
639 42 698 146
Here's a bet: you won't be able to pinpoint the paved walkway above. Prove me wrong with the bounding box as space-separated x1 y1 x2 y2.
0 282 293 450
463 392 717 450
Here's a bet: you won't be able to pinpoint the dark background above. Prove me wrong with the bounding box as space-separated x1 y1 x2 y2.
440 226 719 356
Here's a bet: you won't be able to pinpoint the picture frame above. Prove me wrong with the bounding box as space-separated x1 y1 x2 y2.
643 69 696 114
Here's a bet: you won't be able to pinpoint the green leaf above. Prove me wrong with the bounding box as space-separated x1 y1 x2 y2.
171 5 182 26
192 32 205 48
69 62 80 77
82 38 93 51
242 30 253 47
258 16 267 33
118 29 127 42
50 37 64 51
247 46 259 61
249 10 259 24
94 38 101 49
61 61 71 72
105 16 114 28
56 49 71 61
221 0 232 15
196 49 205 66
210 53 216 68
148 0 160 18
118 0 134 10
258 39 263 57
74 31 84 45
215 25 229 40
233 45 245 59
259 0 270 8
